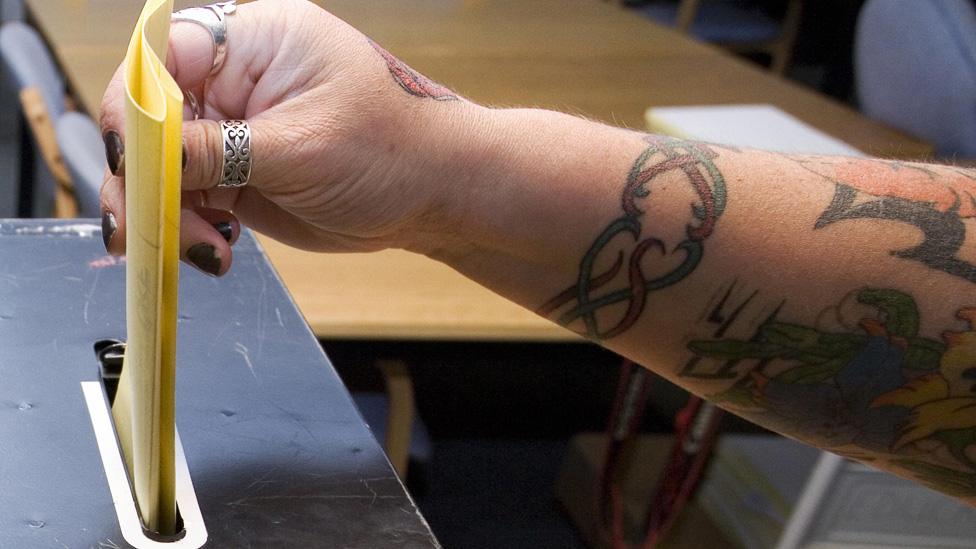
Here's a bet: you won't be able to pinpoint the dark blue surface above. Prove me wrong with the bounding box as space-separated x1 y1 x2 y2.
637 2 781 44
0 220 438 548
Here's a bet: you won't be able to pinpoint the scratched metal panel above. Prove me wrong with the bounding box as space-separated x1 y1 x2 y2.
0 220 439 548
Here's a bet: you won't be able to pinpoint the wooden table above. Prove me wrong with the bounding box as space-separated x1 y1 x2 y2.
26 0 932 341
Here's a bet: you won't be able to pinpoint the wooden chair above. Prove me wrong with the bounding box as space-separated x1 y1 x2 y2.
20 86 77 217
352 359 431 478
620 0 803 75
0 20 80 217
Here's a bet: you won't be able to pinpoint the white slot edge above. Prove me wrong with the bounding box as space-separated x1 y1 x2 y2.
82 381 208 548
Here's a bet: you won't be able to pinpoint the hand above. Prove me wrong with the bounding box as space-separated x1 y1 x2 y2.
99 0 479 276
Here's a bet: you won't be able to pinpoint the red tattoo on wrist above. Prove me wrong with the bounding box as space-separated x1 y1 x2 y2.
369 41 458 101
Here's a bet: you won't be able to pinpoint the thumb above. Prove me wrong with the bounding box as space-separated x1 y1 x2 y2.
100 3 258 156
165 17 220 92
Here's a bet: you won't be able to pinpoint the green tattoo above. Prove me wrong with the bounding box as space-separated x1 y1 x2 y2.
537 136 732 339
687 288 976 497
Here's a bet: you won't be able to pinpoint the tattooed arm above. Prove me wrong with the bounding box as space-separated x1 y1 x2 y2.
98 0 976 504
434 108 976 504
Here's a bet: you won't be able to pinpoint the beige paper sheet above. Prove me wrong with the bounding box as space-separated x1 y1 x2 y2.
111 0 182 535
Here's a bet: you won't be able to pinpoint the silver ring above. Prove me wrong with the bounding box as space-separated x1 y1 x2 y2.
172 1 236 76
218 120 251 188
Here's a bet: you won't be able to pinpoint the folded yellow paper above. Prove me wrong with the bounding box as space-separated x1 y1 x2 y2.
111 0 182 536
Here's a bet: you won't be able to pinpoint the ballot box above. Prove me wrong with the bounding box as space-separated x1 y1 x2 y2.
0 220 439 548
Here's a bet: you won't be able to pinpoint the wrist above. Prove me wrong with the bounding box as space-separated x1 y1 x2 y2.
410 105 647 301
400 102 500 260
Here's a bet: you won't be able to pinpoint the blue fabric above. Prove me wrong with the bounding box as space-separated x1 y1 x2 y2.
0 21 64 120
637 1 781 44
856 0 976 158
0 21 66 216
56 112 103 218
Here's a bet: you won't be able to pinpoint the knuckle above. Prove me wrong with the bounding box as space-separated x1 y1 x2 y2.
184 121 224 188
202 121 224 187
98 66 127 132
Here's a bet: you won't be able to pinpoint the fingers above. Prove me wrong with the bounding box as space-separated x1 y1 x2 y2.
183 118 268 192
192 206 241 247
99 22 213 175
104 104 263 193
100 64 127 176
98 22 215 175
179 206 238 277
100 170 125 254
101 172 241 276
99 1 268 175
165 21 221 94
182 119 224 190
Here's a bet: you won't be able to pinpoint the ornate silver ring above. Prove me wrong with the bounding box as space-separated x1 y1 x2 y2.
218 120 251 188
172 1 237 76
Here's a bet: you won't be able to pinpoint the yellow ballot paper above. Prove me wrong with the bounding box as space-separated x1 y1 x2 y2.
111 0 183 536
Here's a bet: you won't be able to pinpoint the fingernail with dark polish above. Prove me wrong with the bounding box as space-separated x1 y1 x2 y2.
187 243 221 277
101 210 117 251
214 221 233 242
182 138 188 173
103 130 124 175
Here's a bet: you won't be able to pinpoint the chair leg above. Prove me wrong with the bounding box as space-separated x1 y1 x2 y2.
19 86 78 217
676 0 702 34
376 359 415 478
770 0 803 75
53 185 76 218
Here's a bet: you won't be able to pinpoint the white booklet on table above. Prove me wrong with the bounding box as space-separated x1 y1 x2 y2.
645 104 864 157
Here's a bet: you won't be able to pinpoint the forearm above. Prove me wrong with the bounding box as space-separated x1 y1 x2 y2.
426 105 976 503
100 0 973 503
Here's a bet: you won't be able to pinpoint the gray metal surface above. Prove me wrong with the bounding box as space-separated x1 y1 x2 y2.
0 220 439 548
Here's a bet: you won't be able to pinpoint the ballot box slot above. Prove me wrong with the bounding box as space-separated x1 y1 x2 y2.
145 511 186 544
83 340 207 548
94 339 125 404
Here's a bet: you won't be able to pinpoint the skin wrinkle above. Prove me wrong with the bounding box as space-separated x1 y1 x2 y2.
243 10 291 117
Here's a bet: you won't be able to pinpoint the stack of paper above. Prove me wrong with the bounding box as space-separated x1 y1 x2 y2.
110 0 183 536
697 435 821 548
646 104 864 157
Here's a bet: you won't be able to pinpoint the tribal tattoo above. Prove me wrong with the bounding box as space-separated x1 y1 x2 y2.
369 41 458 101
686 288 976 498
537 136 731 340
798 157 976 283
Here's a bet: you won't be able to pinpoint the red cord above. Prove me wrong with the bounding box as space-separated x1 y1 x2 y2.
597 359 724 549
